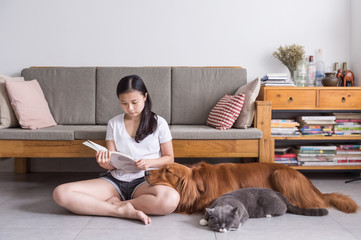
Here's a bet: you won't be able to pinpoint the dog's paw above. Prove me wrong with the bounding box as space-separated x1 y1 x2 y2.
199 219 208 226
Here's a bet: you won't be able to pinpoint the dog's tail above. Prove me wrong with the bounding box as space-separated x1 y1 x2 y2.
271 168 359 214
322 193 359 213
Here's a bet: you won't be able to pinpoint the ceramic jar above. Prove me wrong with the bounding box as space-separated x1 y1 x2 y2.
322 72 339 86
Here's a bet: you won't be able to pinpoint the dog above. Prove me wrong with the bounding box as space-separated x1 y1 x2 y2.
145 162 359 214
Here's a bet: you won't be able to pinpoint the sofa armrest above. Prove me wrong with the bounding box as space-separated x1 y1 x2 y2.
254 101 274 163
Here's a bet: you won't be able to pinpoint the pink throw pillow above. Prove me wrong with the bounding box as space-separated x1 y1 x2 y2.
207 93 245 130
5 79 56 129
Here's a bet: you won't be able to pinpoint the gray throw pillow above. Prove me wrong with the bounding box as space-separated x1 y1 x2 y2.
233 78 261 129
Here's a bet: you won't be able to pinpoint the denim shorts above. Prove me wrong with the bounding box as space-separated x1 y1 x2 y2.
100 172 146 201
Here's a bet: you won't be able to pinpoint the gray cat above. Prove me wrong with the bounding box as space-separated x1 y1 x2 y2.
200 188 328 233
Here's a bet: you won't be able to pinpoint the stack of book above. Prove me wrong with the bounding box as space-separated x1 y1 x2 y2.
274 147 298 165
333 113 361 136
296 145 337 166
334 144 361 165
261 73 295 86
297 116 336 136
271 119 301 137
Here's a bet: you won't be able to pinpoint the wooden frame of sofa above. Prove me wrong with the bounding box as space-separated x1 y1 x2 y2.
0 101 272 174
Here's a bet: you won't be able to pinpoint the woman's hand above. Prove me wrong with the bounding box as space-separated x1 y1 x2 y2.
135 159 152 170
96 151 114 170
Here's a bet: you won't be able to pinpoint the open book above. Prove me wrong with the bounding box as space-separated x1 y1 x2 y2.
82 140 139 172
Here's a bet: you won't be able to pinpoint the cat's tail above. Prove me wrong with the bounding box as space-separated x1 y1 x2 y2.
276 192 329 216
322 193 359 214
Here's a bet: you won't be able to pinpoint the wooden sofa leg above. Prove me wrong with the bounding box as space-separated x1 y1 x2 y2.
14 158 30 174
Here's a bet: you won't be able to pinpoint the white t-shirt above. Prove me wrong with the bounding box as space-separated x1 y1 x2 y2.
106 113 172 181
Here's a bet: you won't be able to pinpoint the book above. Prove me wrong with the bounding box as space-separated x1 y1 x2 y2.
274 153 297 158
300 145 337 150
82 140 138 172
299 161 335 166
274 147 291 155
298 150 337 154
271 122 300 128
298 116 336 121
334 113 361 120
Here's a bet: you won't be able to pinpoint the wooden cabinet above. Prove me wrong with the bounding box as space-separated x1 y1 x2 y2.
258 86 361 170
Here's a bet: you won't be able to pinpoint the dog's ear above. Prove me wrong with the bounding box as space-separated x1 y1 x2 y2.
177 173 200 213
192 171 205 193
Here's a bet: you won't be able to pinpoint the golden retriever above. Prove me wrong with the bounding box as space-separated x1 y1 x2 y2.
145 162 358 214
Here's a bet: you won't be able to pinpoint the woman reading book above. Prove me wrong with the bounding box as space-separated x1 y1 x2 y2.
53 75 179 224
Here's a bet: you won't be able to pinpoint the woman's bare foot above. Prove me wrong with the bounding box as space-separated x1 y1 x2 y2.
106 196 151 224
117 202 151 225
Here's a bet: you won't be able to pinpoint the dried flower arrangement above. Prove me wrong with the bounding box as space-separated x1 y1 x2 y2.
273 44 305 80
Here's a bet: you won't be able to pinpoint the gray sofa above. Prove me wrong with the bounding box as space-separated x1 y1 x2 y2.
0 67 272 173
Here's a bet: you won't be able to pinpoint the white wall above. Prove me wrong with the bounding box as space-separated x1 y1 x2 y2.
0 0 351 81
351 0 361 86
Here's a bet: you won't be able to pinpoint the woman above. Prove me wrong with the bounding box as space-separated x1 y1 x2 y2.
53 75 180 224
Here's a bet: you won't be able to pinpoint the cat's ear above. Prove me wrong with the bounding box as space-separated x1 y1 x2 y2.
232 207 240 216
206 208 214 214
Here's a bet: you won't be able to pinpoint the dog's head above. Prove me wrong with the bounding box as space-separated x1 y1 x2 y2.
145 162 205 213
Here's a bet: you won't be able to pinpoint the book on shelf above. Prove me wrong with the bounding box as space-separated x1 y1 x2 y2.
82 140 138 171
274 147 292 155
298 149 337 154
275 159 298 166
299 120 336 125
300 145 337 150
274 153 297 158
336 150 361 155
262 82 295 87
335 119 361 123
297 116 336 121
271 122 300 128
337 144 361 150
297 156 334 162
334 113 361 120
299 161 335 166
271 119 296 123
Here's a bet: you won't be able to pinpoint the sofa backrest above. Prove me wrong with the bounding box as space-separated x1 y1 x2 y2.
171 67 247 125
96 67 172 124
21 67 96 124
21 67 246 126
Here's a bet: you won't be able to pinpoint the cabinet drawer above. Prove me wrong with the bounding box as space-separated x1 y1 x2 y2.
319 90 361 109
266 90 316 109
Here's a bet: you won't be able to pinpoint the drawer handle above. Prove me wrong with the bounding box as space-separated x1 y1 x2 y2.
342 97 346 103
288 97 293 103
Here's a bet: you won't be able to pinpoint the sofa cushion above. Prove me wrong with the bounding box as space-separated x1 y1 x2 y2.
233 78 261 129
171 67 247 124
0 74 24 129
0 125 77 140
96 67 171 124
5 79 57 129
74 125 107 140
207 93 245 130
21 67 96 125
170 125 262 139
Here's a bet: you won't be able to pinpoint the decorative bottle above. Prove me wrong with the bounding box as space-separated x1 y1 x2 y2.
295 58 307 87
315 49 325 86
307 55 316 86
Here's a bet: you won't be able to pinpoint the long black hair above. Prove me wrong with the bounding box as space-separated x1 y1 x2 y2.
116 75 157 143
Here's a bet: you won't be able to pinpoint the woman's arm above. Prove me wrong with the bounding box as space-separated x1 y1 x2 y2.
95 140 116 170
135 140 174 170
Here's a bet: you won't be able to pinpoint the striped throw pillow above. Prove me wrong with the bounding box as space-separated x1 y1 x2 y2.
207 93 245 130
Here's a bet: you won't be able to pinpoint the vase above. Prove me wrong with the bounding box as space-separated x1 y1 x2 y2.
322 72 339 86
289 70 295 82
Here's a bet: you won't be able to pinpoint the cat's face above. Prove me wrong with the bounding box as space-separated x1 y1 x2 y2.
206 205 242 233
